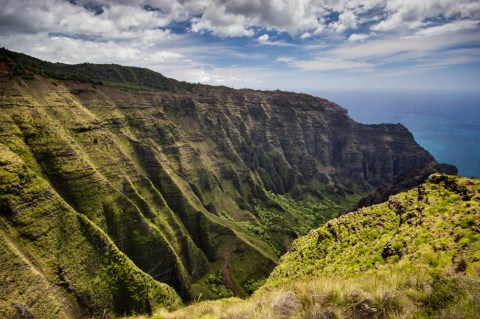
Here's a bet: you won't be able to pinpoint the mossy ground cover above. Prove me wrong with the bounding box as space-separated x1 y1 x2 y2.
267 174 480 285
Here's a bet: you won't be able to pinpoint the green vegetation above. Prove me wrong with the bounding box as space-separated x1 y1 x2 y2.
1 49 359 316
203 272 234 299
0 145 181 318
258 191 348 235
0 47 194 91
152 174 480 318
155 268 480 319
267 174 480 285
0 49 454 318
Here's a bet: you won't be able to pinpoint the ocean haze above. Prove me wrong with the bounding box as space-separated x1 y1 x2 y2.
311 89 480 178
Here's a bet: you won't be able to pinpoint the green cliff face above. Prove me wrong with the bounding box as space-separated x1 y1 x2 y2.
0 144 181 318
0 49 443 318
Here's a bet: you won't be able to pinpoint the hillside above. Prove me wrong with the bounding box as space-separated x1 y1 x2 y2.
268 174 480 284
0 49 453 318
163 174 480 318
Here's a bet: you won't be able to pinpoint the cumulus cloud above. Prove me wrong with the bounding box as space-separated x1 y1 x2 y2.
348 33 370 41
0 32 189 68
2 0 478 41
191 5 255 37
300 32 311 39
371 0 480 32
330 10 358 33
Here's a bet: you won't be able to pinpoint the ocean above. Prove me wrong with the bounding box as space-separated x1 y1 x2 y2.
310 89 480 178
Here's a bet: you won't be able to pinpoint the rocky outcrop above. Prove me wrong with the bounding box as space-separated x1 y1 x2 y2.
0 50 451 318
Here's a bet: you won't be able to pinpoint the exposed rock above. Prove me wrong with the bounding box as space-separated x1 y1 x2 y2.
351 300 378 319
11 303 36 319
381 241 396 260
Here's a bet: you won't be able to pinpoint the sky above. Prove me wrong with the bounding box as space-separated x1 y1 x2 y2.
1 0 480 92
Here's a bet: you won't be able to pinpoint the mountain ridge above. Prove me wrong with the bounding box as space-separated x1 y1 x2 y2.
0 49 457 318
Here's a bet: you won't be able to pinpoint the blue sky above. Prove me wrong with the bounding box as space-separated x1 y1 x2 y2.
1 0 479 92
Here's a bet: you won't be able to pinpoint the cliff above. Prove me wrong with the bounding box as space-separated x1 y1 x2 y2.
0 49 448 317
164 174 480 319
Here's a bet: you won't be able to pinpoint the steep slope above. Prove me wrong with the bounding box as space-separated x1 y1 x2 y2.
268 174 480 285
0 144 180 318
0 49 450 316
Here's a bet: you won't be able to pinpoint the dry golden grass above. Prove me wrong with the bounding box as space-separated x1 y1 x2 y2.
135 266 479 319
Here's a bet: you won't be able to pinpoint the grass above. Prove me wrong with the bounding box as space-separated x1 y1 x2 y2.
140 266 480 319
266 175 480 286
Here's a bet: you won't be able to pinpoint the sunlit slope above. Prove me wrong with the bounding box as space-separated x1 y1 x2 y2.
0 144 181 318
268 174 480 286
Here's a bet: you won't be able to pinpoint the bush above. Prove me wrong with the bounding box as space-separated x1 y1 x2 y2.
204 272 233 299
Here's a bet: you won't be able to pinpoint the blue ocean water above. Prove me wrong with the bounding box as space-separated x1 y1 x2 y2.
310 90 480 177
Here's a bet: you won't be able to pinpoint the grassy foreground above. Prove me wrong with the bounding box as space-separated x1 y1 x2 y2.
130 266 480 318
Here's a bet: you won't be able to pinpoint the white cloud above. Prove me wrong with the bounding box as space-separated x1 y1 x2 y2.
328 29 480 61
330 10 358 33
168 66 272 87
348 33 370 41
256 38 298 47
257 34 269 42
300 32 311 39
0 32 193 73
1 0 478 42
0 0 479 91
276 56 295 63
412 20 479 38
190 5 255 37
370 0 480 32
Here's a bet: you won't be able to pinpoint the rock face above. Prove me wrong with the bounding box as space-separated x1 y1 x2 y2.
0 50 447 318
